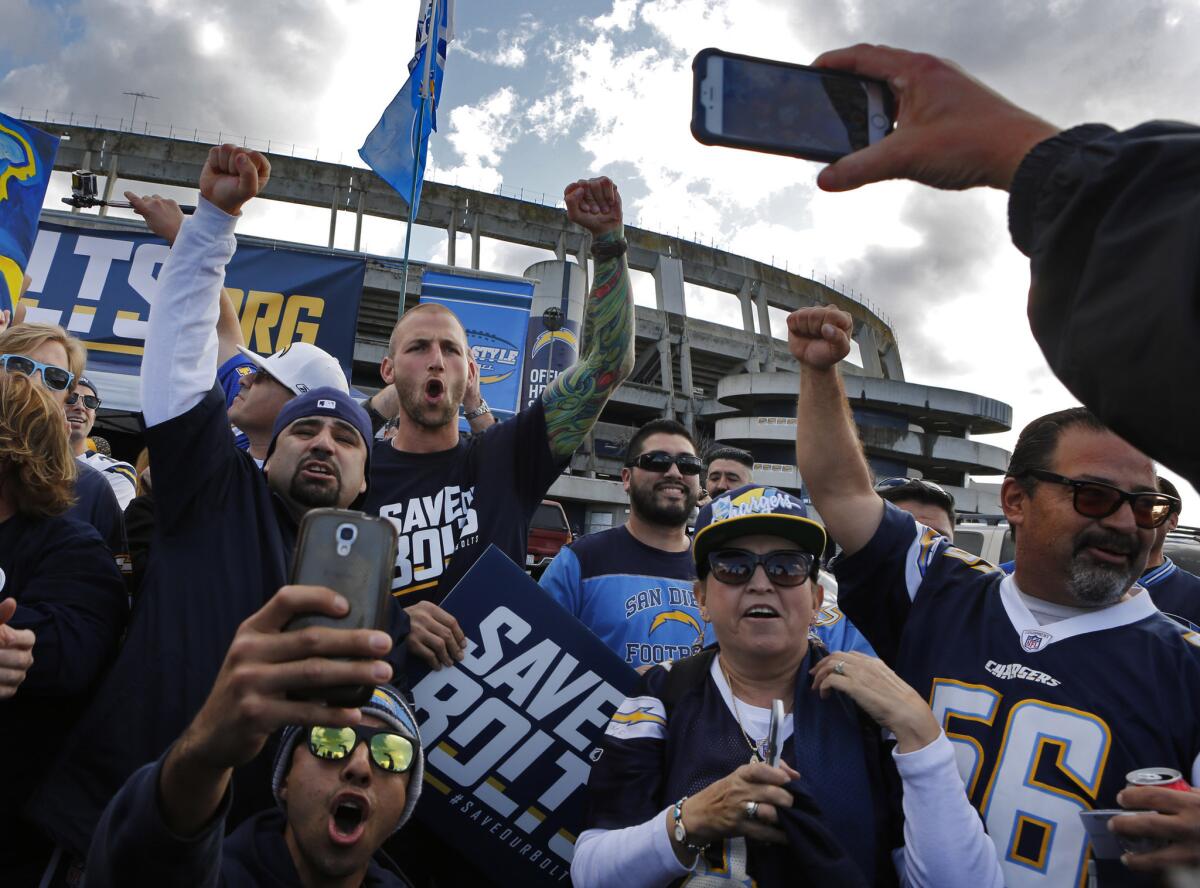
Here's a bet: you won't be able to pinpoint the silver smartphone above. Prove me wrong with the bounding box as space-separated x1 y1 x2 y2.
765 699 786 766
692 48 894 163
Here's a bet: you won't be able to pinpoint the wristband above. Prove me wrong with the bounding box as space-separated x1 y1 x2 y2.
589 238 628 261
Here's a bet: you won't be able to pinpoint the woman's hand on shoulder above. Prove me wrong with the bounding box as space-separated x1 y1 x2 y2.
810 651 941 753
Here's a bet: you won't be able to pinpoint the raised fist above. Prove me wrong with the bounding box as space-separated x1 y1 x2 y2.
564 176 622 237
786 306 853 370
199 144 271 217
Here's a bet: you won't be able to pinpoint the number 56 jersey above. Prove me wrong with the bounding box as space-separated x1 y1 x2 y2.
835 503 1200 888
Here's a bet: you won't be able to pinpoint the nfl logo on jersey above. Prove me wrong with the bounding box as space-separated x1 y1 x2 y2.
1021 629 1052 652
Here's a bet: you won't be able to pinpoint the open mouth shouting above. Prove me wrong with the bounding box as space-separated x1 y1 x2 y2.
328 791 371 847
300 457 340 485
423 378 445 405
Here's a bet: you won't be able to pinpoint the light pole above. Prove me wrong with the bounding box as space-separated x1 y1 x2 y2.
122 91 159 132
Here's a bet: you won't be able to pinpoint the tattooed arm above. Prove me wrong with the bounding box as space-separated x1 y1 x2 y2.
542 177 636 459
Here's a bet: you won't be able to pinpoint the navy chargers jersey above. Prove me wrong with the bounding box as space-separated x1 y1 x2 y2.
835 502 1200 888
1142 557 1200 629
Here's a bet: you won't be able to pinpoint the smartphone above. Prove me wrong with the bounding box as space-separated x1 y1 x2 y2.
286 508 399 708
691 48 895 163
1078 809 1167 858
765 699 785 766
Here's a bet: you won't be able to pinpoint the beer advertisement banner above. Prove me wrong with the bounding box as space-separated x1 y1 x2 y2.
409 546 638 886
20 220 366 408
419 269 533 423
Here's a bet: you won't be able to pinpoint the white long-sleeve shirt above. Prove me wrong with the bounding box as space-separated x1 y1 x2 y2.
140 198 237 428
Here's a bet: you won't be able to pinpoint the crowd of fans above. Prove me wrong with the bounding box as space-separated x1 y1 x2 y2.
3 43 1200 888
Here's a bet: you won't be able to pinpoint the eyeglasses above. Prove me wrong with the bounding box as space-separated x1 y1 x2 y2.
0 354 75 392
707 548 816 587
874 477 955 507
625 450 704 476
1022 469 1180 529
307 725 415 774
65 392 101 410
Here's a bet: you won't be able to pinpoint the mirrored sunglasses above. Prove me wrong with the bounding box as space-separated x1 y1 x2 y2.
307 725 415 774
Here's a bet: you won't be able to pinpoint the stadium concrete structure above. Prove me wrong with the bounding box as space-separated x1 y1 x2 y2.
41 122 1012 532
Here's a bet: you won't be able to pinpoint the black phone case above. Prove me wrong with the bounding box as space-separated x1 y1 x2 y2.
286 508 398 708
690 47 895 163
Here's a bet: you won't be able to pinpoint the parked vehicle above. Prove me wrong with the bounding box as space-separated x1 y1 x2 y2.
1164 525 1200 576
527 499 573 578
951 517 1013 567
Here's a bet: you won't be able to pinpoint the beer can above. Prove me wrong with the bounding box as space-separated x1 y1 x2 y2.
1126 768 1191 791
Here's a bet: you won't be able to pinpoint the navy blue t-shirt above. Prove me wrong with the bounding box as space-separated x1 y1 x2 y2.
69 460 130 577
1142 557 1200 629
835 503 1200 887
27 385 297 856
365 400 567 608
0 512 126 874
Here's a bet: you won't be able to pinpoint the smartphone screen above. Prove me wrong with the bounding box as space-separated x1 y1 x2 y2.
695 50 892 161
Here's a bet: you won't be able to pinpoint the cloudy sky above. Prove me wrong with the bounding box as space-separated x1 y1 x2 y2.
5 0 1199 508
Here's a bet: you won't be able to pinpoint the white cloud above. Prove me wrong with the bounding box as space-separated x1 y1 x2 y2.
456 20 540 68
596 0 640 32
427 86 521 192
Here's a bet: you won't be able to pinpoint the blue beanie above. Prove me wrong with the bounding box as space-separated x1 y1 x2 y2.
272 685 424 834
265 387 373 497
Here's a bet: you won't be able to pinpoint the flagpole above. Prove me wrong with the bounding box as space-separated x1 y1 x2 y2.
398 0 441 311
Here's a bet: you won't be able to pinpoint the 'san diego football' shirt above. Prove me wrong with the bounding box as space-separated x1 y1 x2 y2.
1141 557 1200 629
835 502 1200 888
365 400 567 606
540 525 710 667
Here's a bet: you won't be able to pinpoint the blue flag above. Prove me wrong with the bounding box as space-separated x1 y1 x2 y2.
359 0 454 214
0 113 59 314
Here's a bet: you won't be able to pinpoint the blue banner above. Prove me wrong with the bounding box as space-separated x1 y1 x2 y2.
410 546 638 886
420 269 533 423
21 220 365 405
521 319 579 410
0 114 59 314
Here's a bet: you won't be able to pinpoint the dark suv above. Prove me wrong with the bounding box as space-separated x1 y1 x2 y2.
527 499 573 579
1164 525 1200 575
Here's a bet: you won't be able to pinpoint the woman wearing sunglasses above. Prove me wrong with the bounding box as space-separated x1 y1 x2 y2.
573 485 1003 888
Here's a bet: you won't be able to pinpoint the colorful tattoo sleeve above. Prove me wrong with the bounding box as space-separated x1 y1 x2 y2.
542 228 635 460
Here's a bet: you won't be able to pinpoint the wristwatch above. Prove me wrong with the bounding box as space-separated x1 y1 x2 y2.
463 399 491 420
589 237 628 261
672 796 708 853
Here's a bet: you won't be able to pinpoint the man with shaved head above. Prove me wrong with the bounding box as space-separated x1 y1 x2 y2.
364 175 635 676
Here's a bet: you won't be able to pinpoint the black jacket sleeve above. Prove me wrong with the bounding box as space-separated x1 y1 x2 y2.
84 754 228 888
1009 121 1200 485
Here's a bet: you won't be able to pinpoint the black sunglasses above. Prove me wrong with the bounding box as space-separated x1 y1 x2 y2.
625 450 704 476
66 392 101 410
0 353 75 392
307 725 415 774
707 548 816 587
1022 469 1179 529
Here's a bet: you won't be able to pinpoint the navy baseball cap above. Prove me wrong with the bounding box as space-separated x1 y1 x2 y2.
692 484 827 578
265 388 373 491
76 375 98 396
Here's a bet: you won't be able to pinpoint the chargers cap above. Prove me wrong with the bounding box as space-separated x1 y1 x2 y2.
692 484 827 577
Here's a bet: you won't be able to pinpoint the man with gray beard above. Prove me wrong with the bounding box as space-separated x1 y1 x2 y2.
541 418 711 671
790 304 1200 887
